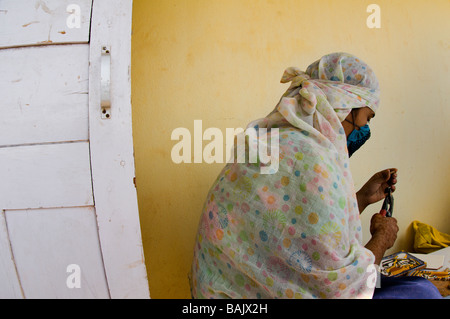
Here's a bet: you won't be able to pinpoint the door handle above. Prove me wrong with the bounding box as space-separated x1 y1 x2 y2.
101 46 111 119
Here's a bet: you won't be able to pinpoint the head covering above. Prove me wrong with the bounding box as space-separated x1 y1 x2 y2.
249 52 380 155
190 53 380 299
305 52 380 112
283 52 380 113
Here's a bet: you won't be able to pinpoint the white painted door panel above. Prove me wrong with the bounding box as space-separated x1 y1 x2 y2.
0 142 93 210
88 0 149 298
0 0 149 298
0 212 22 298
5 207 110 299
0 44 89 147
0 0 92 49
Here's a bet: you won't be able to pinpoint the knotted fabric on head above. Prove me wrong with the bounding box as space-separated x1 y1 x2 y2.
251 52 380 156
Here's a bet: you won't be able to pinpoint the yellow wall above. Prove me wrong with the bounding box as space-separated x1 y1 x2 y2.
131 0 450 298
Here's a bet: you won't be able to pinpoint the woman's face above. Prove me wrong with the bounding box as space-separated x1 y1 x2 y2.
341 107 375 138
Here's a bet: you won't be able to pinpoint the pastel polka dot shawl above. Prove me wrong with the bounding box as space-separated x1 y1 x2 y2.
190 53 380 299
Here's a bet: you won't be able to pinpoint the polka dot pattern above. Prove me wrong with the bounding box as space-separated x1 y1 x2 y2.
190 53 378 299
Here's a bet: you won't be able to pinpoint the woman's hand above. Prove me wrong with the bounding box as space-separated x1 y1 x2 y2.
356 168 398 213
365 213 399 264
369 213 399 247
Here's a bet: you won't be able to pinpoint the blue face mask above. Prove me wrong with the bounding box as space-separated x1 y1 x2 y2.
347 124 371 157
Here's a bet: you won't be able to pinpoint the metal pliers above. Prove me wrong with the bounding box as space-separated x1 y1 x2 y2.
380 187 394 217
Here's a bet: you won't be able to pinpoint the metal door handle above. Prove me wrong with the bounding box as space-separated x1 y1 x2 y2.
101 46 111 119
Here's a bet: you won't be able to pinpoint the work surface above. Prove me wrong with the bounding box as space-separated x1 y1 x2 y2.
428 246 450 298
429 246 450 271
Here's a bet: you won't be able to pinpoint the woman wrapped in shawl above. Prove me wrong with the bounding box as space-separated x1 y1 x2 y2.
189 52 400 299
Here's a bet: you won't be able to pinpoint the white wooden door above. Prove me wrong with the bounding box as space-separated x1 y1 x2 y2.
0 0 150 298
